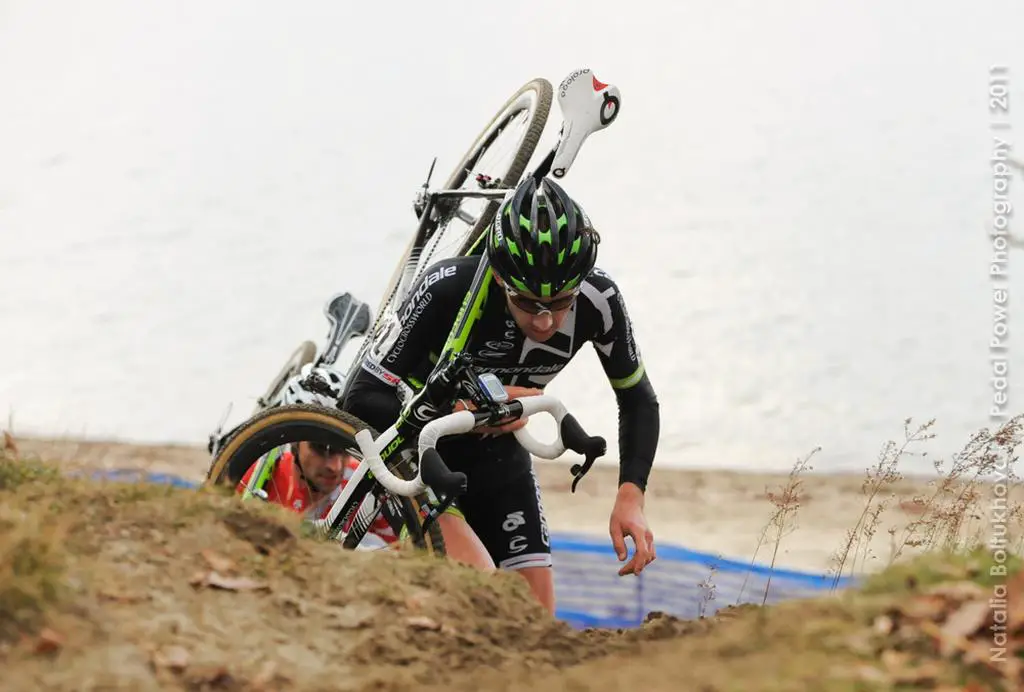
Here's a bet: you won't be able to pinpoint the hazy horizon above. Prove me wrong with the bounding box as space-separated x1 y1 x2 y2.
2 0 1023 475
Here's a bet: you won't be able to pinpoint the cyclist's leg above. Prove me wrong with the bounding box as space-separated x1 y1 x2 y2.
459 463 554 614
375 481 495 567
437 507 496 571
374 492 490 566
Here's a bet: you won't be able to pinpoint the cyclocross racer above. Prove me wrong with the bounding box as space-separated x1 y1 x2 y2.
343 175 660 613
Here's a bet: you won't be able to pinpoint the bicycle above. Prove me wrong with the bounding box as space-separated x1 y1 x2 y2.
204 68 622 557
206 73 556 459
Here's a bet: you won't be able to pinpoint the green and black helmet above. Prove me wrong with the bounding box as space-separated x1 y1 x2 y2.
486 176 600 298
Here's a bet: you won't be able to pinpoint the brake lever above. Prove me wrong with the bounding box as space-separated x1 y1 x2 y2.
570 454 598 493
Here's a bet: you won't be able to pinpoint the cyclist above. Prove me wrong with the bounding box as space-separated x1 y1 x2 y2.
236 365 398 546
343 175 660 614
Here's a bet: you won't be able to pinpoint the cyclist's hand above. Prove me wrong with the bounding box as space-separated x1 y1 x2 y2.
454 385 542 435
609 482 656 576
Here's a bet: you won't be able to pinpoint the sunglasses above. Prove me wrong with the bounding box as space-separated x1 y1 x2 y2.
308 441 346 457
504 285 579 315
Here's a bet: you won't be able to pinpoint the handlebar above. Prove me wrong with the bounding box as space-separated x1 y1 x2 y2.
354 394 606 499
512 396 607 460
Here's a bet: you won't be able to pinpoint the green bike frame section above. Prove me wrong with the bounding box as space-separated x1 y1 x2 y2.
238 445 284 501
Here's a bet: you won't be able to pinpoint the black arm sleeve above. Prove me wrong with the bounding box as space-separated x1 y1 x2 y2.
612 374 659 492
588 270 660 492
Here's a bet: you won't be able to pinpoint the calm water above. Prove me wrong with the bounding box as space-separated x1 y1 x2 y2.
2 1 1023 475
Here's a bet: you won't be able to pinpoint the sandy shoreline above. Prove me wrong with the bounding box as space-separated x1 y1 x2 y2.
8 433 1023 574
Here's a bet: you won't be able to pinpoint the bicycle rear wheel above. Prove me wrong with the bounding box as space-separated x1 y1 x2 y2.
204 404 445 557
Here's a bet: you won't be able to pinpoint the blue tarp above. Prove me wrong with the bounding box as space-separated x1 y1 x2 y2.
81 468 853 628
551 533 852 628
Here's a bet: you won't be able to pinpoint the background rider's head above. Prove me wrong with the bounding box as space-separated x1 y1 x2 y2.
294 440 350 495
486 176 599 343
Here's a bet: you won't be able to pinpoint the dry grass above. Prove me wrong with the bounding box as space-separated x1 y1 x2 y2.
887 415 1024 561
0 504 67 641
734 446 818 606
718 414 1024 615
696 563 718 618
827 417 938 586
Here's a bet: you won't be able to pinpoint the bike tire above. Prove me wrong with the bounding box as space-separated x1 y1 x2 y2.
361 78 554 373
204 403 445 557
441 76 554 257
253 340 317 414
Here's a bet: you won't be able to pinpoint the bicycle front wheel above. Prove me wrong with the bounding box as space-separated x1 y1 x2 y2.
437 76 554 258
375 78 554 337
204 403 446 557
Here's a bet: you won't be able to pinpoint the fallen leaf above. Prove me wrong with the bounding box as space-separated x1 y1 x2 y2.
190 570 269 592
186 665 233 688
826 664 872 682
890 661 942 685
152 645 190 672
900 595 948 621
1006 571 1024 633
1004 657 1023 682
329 604 377 630
959 685 988 692
34 628 63 655
916 619 966 660
277 595 307 617
855 665 890 684
2 431 18 456
204 572 269 592
405 589 433 612
98 589 148 604
405 616 441 631
873 614 895 635
961 639 997 666
251 660 279 689
880 649 910 670
200 549 236 574
938 599 990 653
843 631 875 656
923 581 986 602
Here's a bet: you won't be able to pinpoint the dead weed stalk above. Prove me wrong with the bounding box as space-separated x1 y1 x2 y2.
887 414 1024 565
826 418 936 589
737 447 818 606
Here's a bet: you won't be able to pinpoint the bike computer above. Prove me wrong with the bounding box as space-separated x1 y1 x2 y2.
475 372 508 403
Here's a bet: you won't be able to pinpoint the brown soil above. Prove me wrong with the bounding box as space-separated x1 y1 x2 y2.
2 448 1022 691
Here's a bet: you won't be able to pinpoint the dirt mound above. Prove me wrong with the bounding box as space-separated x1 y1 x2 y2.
2 451 1021 691
0 454 698 691
466 552 1024 692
